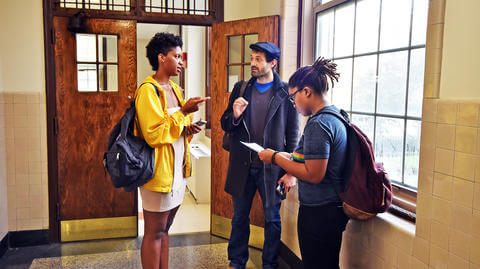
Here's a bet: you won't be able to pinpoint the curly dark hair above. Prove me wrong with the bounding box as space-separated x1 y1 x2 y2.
146 32 183 71
288 57 339 96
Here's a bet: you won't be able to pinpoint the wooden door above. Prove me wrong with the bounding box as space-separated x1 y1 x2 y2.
53 17 137 242
211 16 279 248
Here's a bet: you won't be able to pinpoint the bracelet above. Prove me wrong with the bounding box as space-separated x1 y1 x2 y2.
271 151 279 164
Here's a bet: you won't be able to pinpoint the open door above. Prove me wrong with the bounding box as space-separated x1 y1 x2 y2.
211 16 279 249
53 17 137 242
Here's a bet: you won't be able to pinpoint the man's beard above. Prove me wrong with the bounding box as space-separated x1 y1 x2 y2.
251 66 269 78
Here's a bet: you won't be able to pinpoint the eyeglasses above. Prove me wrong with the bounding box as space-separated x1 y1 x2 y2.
288 88 305 105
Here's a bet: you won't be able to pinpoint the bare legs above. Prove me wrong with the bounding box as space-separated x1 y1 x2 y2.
141 206 179 269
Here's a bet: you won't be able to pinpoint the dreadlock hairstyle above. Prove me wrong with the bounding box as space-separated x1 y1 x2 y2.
146 32 183 71
288 57 340 96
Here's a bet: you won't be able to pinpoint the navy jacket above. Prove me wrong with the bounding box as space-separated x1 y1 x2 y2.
221 72 300 208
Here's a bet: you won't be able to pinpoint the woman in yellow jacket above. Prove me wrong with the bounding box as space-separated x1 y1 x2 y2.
135 33 208 269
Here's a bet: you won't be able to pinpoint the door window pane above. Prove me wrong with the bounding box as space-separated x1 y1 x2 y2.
76 34 97 62
380 0 412 50
228 36 242 63
352 55 377 113
316 10 334 59
375 117 404 182
332 58 352 111
243 65 251 81
354 0 380 54
244 34 258 63
228 66 241 92
333 2 354 58
377 51 408 115
407 49 425 117
404 120 421 188
99 64 118 92
98 35 118 62
77 64 98 92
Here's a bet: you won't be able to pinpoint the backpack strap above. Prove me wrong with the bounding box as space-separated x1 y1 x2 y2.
316 107 350 125
131 82 160 107
239 80 248 98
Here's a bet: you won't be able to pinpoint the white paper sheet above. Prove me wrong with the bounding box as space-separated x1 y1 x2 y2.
240 141 264 153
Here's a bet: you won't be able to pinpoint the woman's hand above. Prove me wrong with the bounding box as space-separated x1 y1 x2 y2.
278 174 297 192
258 149 275 164
181 97 210 114
183 123 202 136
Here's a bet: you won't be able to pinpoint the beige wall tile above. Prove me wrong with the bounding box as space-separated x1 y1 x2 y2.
469 235 480 265
433 172 453 200
422 98 438 122
477 129 480 155
397 249 413 269
419 144 436 172
454 152 477 182
417 192 433 220
432 196 452 224
473 211 480 238
434 148 454 175
471 262 480 269
416 217 431 240
448 253 469 269
428 0 446 25
475 185 480 211
430 221 449 249
436 124 455 149
426 23 444 50
455 126 477 154
422 122 437 148
411 257 428 269
450 205 472 234
449 229 471 260
437 100 457 124
413 237 430 265
453 177 474 207
429 244 449 268
457 103 480 127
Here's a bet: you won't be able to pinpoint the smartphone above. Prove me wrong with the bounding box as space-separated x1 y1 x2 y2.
193 120 207 126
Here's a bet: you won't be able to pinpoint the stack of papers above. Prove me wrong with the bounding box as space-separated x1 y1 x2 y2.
240 141 264 153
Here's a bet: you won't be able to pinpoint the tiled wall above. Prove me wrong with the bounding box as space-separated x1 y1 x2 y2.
0 92 49 231
339 99 480 269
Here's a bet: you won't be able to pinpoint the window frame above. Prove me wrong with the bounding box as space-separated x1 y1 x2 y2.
313 0 427 221
75 33 120 93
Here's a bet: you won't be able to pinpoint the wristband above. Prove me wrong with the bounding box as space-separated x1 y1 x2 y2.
271 151 279 164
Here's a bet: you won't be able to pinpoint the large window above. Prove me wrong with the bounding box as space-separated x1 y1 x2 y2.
315 0 428 191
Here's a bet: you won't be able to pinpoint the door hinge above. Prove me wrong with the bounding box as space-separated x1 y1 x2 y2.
54 116 58 135
56 202 60 221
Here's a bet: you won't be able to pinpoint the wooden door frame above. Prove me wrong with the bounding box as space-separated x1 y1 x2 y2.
43 1 223 243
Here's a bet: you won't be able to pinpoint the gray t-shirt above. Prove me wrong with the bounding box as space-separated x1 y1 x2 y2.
250 85 274 167
293 105 347 206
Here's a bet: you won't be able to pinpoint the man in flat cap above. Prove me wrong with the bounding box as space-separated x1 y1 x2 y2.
221 42 300 269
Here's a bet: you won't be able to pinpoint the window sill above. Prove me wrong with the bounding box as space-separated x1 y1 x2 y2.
377 212 416 237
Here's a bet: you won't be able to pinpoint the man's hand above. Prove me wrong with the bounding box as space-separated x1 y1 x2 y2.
233 97 248 119
181 97 210 115
278 174 297 193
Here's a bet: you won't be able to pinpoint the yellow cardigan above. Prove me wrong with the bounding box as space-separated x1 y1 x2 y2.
133 76 193 192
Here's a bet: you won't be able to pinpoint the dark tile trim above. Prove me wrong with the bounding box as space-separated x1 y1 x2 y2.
279 242 303 269
0 233 9 258
9 230 49 248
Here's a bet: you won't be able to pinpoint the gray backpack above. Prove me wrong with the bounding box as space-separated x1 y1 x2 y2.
103 83 159 192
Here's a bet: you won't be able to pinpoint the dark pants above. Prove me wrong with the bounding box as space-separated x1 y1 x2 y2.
297 204 349 269
228 167 281 269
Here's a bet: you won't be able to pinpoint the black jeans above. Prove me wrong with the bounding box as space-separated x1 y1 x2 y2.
297 204 349 269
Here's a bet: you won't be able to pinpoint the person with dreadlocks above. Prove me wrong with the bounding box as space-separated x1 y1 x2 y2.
258 57 349 269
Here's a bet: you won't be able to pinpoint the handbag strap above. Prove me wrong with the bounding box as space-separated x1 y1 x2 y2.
239 80 248 98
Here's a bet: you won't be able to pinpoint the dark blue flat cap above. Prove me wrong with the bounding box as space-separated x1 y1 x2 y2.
249 42 281 60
